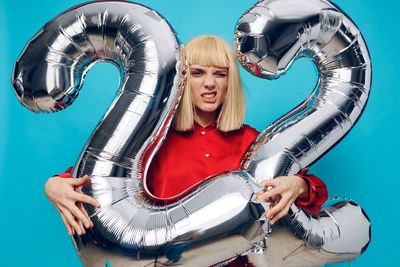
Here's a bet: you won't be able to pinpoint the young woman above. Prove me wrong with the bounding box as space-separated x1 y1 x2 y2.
45 35 327 266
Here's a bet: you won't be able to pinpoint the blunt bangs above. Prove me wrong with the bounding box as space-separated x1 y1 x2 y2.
184 36 230 68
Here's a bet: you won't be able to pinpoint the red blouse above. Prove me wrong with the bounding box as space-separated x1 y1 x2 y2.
146 122 260 200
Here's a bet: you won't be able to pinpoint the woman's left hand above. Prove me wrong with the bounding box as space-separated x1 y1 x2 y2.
256 175 309 225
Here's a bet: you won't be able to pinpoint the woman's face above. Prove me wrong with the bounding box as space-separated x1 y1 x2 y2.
189 64 228 118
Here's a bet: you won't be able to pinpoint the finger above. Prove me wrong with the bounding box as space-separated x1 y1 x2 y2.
77 202 94 228
59 206 83 235
270 202 292 225
261 179 278 188
57 207 73 235
77 219 86 236
59 204 85 235
265 194 290 219
66 202 92 229
257 186 285 202
75 186 83 193
67 175 90 186
77 201 91 222
70 190 100 208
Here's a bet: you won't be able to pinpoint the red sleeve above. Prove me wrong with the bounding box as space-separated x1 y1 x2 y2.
52 167 73 178
294 168 328 214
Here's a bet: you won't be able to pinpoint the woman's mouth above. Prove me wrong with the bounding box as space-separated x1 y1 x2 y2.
201 92 217 102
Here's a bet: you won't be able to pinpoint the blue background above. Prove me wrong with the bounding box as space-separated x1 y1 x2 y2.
0 0 396 266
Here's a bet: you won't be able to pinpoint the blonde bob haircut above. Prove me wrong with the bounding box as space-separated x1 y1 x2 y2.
173 35 245 132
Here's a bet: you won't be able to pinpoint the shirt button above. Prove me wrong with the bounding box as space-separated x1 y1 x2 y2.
201 131 206 135
205 153 210 158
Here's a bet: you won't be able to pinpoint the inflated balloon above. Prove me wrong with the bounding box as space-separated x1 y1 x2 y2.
235 0 371 262
12 1 266 266
12 0 371 266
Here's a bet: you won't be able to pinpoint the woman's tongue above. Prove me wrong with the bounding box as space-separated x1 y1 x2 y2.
202 92 216 103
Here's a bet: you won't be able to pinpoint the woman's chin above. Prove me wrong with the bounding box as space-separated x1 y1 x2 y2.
196 104 220 114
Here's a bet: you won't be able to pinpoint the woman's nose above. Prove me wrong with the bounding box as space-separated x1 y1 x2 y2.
203 74 216 88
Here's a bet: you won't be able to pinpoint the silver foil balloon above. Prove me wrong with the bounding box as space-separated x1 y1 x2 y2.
11 0 372 266
12 1 267 267
235 0 371 261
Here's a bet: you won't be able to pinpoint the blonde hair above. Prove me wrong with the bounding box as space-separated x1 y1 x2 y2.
174 35 245 132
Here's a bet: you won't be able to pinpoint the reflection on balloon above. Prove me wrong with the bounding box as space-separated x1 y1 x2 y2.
12 0 371 266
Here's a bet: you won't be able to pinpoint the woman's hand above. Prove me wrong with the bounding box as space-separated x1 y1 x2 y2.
256 175 309 225
44 175 100 236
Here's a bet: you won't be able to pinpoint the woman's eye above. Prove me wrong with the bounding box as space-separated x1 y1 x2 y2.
191 71 202 77
215 72 227 77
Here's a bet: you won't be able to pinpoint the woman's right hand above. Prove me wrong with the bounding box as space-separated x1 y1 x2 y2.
44 175 100 236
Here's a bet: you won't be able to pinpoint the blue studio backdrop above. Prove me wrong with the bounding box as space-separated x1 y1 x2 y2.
1 0 396 266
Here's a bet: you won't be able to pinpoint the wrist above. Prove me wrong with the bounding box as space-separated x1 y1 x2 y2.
295 176 309 200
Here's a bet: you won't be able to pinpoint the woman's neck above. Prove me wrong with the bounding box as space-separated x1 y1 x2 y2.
195 109 218 127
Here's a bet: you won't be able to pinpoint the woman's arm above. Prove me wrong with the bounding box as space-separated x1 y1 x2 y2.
44 168 100 235
256 169 328 225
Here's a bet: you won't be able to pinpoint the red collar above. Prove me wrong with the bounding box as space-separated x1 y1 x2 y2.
194 121 217 131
